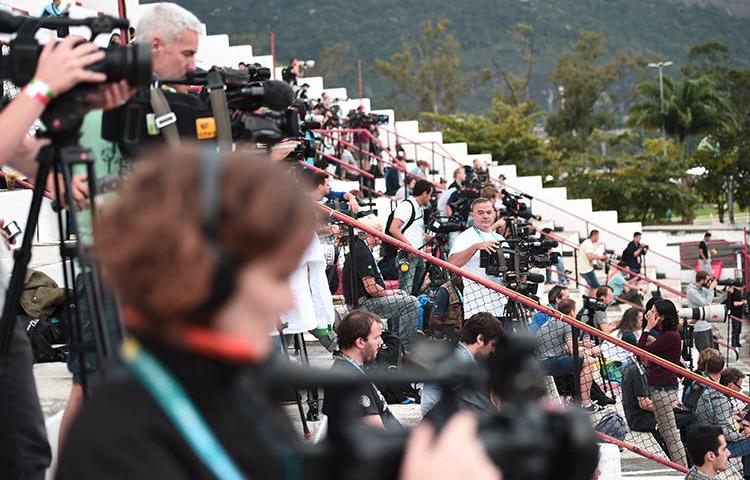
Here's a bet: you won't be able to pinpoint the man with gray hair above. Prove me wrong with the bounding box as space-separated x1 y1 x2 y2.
58 1 204 448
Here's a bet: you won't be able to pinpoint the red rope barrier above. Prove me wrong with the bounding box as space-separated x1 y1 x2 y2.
595 432 689 474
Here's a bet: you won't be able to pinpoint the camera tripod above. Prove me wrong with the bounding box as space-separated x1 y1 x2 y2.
0 98 122 394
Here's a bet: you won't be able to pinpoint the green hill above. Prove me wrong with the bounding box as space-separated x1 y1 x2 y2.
149 0 750 115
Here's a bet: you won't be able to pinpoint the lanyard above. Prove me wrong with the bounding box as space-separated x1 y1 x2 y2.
451 282 464 304
473 227 499 243
122 338 245 480
338 353 366 375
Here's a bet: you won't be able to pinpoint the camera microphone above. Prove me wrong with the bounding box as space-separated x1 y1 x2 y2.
261 80 295 111
524 273 546 284
0 11 23 33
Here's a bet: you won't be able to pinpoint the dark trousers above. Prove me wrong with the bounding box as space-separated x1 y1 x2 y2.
732 318 743 348
0 319 52 479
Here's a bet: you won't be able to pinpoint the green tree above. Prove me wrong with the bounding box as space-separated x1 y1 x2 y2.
493 23 536 107
546 31 632 150
312 41 355 86
374 19 485 121
425 98 559 175
628 75 732 145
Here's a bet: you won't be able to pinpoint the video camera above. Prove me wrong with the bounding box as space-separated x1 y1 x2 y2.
498 190 539 221
479 224 558 278
582 295 608 313
345 109 389 129
0 11 151 136
265 333 599 480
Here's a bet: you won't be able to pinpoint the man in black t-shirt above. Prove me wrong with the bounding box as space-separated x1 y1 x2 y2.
323 311 400 430
620 232 647 274
342 217 420 348
621 359 696 457
728 286 747 348
699 232 712 273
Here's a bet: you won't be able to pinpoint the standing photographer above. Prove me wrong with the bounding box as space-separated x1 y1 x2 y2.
686 270 727 352
729 285 746 349
389 179 434 296
448 198 507 319
620 232 647 274
0 34 135 480
699 232 712 273
638 299 687 467
577 230 607 297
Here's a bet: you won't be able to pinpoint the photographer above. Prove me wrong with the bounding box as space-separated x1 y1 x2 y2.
323 311 399 429
448 198 507 319
696 367 750 477
728 285 746 349
311 172 360 215
0 33 134 480
637 299 688 467
529 285 569 333
421 312 505 416
56 147 499 480
282 57 303 85
580 285 619 334
577 230 607 297
385 153 406 196
537 299 602 412
437 166 466 217
411 160 430 179
686 270 727 352
57 1 202 446
699 232 712 273
541 227 568 285
389 179 434 296
427 273 464 340
343 216 421 349
607 265 643 306
620 232 647 274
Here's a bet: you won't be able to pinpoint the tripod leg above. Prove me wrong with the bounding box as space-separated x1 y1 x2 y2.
277 331 311 438
0 147 54 357
298 334 320 421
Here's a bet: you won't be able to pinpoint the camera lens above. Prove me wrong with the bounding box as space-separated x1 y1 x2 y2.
91 43 152 87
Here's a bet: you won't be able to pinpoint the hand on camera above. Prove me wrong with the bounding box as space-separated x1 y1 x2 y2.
85 80 137 111
35 35 108 97
476 241 499 254
47 173 89 211
0 218 16 249
400 413 501 480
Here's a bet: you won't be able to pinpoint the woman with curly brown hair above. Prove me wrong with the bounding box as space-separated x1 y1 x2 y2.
56 145 500 480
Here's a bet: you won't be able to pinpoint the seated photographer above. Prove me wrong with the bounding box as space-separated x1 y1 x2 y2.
541 228 568 285
687 270 727 352
696 367 750 477
421 313 505 416
448 198 507 319
389 179 434 296
620 232 647 274
530 285 569 333
684 425 731 480
607 265 643 306
395 175 416 200
427 274 464 341
410 160 430 179
537 298 602 412
55 146 500 480
311 172 360 214
385 153 406 196
580 285 619 334
621 356 697 459
342 216 420 349
437 166 466 216
323 311 400 429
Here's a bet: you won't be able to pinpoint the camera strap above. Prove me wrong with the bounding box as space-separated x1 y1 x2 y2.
206 70 233 152
121 338 244 480
149 86 181 147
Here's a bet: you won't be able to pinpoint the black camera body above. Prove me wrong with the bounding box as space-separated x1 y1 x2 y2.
345 110 389 129
583 295 608 312
717 278 744 288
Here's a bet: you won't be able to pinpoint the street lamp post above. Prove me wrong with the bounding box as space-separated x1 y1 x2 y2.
648 61 673 159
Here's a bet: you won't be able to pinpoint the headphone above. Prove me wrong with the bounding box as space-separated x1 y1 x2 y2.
196 145 238 316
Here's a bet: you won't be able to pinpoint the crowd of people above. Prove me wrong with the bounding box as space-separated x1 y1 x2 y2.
0 3 749 480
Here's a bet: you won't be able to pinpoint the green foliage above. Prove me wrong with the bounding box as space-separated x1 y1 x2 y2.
425 99 559 175
545 32 634 151
312 42 355 86
373 19 483 120
628 75 732 144
560 139 697 223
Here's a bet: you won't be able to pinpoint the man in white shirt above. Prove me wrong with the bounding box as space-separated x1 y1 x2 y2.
577 230 607 297
389 179 434 295
448 198 507 318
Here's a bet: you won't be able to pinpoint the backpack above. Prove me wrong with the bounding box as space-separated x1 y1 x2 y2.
381 199 416 259
594 411 628 443
22 315 69 363
682 378 707 411
374 330 421 404
20 269 70 321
